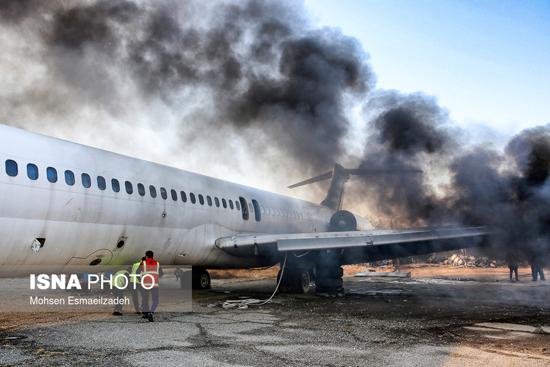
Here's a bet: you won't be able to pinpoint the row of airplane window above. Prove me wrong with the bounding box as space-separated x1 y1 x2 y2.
4 159 304 221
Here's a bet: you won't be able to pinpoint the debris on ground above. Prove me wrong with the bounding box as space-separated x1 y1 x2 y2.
429 254 506 268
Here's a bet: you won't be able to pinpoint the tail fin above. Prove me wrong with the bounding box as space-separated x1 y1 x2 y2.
289 164 422 211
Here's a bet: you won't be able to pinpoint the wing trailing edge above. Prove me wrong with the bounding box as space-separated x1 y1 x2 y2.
216 226 491 261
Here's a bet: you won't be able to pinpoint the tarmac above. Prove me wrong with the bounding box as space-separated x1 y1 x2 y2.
1 269 550 366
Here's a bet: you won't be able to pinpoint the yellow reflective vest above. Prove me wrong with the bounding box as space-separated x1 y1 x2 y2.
110 270 128 289
131 261 141 285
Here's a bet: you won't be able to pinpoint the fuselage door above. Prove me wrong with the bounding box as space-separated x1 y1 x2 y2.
239 197 249 220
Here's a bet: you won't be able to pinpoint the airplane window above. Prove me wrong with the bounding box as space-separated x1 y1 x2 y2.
125 181 133 194
190 193 196 204
207 196 212 206
82 173 91 188
235 201 240 211
27 164 38 180
160 187 167 200
222 198 227 208
138 183 145 196
47 167 57 183
149 185 157 198
229 200 234 209
171 189 177 201
252 200 261 221
215 197 220 207
97 176 106 190
5 160 18 177
65 170 75 186
181 191 187 202
199 194 204 205
111 179 120 192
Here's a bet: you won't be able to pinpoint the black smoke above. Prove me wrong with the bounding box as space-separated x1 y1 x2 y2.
356 88 550 263
2 0 373 173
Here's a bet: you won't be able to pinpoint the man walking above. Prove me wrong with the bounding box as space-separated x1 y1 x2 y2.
129 257 146 314
137 251 163 322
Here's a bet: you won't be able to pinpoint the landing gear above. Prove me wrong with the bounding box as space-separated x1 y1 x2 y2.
314 264 344 297
191 268 211 290
277 268 310 294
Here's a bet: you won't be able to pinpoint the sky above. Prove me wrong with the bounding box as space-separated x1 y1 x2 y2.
304 0 550 136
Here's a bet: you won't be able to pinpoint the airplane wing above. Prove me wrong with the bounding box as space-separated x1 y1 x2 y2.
215 226 490 263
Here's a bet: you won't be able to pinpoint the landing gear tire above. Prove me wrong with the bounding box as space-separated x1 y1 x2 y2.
192 268 211 290
277 269 310 294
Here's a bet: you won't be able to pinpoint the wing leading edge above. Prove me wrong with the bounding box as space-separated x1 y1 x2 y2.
216 226 491 263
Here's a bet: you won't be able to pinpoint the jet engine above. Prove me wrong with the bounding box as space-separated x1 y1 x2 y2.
329 210 357 231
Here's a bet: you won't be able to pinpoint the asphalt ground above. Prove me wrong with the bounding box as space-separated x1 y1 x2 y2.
1 267 550 366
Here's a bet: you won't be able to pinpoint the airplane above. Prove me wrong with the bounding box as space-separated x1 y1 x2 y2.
0 124 490 296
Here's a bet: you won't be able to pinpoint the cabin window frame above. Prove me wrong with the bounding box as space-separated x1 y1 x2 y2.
97 176 106 190
82 173 91 188
111 178 120 192
47 167 57 183
125 181 133 194
65 170 75 186
137 183 145 196
5 160 18 177
27 163 38 180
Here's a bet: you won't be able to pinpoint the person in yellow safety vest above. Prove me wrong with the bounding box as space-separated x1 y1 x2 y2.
136 250 164 322
110 268 130 316
129 257 146 314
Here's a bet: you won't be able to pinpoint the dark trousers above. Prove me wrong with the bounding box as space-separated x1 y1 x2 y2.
141 288 159 314
509 266 518 280
532 267 546 281
537 267 545 281
130 288 140 312
113 288 124 312
140 286 149 314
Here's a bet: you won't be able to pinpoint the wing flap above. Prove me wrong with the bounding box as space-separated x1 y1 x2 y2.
216 226 491 258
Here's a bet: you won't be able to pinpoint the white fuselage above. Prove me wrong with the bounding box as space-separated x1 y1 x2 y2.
0 125 357 276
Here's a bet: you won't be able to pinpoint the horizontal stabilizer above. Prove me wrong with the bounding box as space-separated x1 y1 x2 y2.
288 164 424 210
288 171 333 189
287 167 423 189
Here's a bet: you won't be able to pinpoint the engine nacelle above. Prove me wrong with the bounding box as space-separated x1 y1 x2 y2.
330 210 357 231
330 210 375 232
